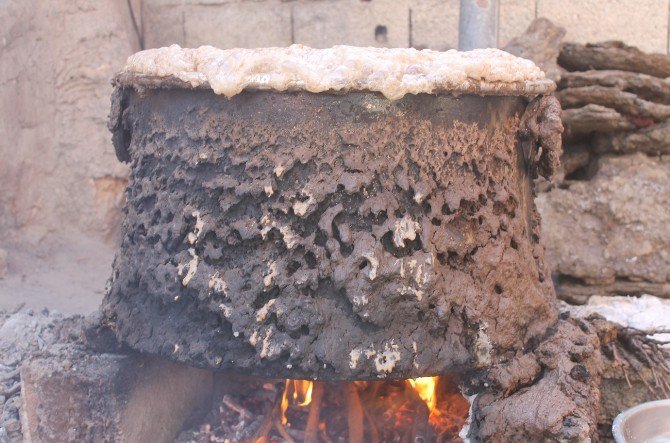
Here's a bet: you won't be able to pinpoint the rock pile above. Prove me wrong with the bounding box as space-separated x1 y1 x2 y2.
558 41 670 158
509 21 670 303
539 154 670 303
548 41 670 302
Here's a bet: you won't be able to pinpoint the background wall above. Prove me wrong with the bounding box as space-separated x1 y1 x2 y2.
2 0 669 246
141 0 670 54
0 0 139 243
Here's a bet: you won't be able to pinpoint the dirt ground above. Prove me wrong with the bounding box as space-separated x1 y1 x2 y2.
0 235 113 315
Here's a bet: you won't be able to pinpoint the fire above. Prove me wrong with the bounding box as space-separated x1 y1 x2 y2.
407 376 438 411
280 379 314 424
292 380 314 406
408 376 470 434
271 376 469 441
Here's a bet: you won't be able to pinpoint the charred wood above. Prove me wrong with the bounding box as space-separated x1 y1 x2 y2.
303 382 324 443
556 277 670 301
556 86 670 122
562 104 636 140
344 383 364 443
559 41 670 78
593 119 670 155
559 70 670 105
560 144 591 178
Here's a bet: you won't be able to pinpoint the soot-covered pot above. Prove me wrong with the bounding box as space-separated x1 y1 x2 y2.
104 45 562 380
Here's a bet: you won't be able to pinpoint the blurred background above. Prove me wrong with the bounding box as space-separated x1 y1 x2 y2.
1 0 669 315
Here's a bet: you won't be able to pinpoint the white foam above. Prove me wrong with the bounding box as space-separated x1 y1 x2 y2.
120 44 552 100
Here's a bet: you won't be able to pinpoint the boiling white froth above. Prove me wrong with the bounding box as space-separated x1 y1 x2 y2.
121 44 552 100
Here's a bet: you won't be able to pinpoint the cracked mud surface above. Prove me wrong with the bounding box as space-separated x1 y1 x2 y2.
104 87 559 379
471 316 603 442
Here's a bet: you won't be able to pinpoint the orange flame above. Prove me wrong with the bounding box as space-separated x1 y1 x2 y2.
408 376 469 433
276 377 467 436
407 376 438 411
293 380 314 406
353 381 368 390
281 380 314 424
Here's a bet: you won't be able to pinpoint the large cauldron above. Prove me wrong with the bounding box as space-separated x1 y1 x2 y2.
104 46 562 380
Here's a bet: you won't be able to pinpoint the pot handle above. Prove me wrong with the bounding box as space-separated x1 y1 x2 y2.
518 95 563 180
109 87 132 163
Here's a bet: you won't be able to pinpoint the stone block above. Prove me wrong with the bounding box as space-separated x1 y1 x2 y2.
293 0 410 48
20 353 213 442
0 0 133 241
143 0 292 49
409 0 459 50
537 0 668 54
142 1 188 48
411 0 540 50
499 0 536 47
183 1 292 48
0 249 7 279
537 153 670 300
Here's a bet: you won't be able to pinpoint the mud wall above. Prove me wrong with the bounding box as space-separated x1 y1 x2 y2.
0 0 139 242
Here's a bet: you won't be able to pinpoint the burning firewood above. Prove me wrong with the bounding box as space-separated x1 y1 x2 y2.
273 417 296 443
249 399 276 443
344 383 364 443
179 374 474 442
303 382 324 443
363 407 380 443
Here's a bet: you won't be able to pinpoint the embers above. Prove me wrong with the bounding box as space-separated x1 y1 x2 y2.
180 375 470 442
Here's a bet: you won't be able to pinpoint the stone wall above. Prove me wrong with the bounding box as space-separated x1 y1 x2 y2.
2 0 669 245
538 37 670 302
0 0 138 242
139 0 670 53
